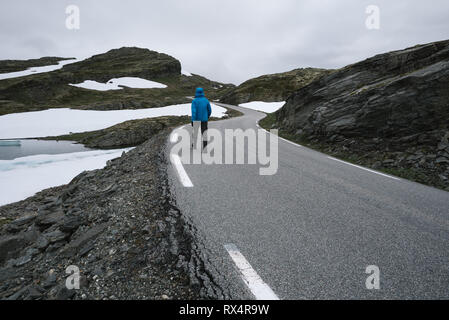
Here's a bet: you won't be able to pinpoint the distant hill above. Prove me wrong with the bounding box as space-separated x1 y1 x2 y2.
0 47 234 116
0 57 73 73
219 67 329 105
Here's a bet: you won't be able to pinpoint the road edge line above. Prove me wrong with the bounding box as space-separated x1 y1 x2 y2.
327 156 401 180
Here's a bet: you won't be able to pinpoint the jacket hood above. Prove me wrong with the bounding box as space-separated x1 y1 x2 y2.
195 87 205 98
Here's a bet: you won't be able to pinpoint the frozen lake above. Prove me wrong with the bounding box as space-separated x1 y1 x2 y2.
0 139 91 160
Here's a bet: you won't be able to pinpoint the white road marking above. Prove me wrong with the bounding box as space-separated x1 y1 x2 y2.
279 136 302 148
170 132 179 143
170 153 193 187
327 156 401 180
224 244 280 300
170 127 193 187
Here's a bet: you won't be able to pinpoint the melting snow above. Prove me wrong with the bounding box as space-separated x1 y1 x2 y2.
0 103 227 139
0 59 80 81
181 70 192 76
70 77 167 91
239 101 285 113
0 148 131 206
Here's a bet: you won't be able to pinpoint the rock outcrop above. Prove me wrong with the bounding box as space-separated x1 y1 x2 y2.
272 39 449 189
61 47 181 83
220 67 329 105
44 116 191 149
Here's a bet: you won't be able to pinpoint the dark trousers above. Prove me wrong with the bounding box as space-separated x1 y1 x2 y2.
201 121 208 148
191 121 208 148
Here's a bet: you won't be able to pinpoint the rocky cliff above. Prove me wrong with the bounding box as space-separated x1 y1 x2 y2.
270 39 449 189
220 67 328 105
61 47 181 83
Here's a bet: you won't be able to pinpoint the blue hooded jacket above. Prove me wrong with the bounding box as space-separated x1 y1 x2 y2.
191 88 212 122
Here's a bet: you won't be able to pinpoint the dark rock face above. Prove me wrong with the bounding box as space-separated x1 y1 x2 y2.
61 47 181 83
274 39 449 188
220 68 329 105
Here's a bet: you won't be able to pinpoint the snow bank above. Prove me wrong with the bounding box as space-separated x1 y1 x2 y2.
0 103 227 139
0 148 131 206
0 59 79 81
181 70 192 76
239 101 285 113
70 77 167 91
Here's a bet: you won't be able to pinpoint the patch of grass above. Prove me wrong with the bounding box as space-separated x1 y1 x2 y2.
0 217 12 227
259 112 277 129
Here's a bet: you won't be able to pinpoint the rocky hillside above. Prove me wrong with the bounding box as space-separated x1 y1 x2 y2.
267 39 449 190
220 67 328 105
62 48 180 83
0 47 235 116
43 116 192 149
0 57 73 73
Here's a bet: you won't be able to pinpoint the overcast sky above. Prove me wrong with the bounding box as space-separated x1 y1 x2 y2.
1 0 448 84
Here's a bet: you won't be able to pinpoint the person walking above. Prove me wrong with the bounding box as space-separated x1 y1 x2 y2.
191 87 212 149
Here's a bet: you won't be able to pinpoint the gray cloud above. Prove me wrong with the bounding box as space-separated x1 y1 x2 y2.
1 0 448 84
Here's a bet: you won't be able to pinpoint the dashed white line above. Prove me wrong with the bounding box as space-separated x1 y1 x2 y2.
170 153 193 187
327 156 401 180
170 128 193 187
224 244 280 300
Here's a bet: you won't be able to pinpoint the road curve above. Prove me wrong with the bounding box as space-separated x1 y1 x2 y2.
167 103 449 300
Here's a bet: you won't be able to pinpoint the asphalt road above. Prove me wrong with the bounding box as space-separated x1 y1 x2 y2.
167 103 449 299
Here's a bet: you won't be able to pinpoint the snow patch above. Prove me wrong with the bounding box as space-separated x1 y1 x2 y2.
70 77 167 91
181 69 192 76
0 148 131 206
0 103 227 139
0 59 79 81
239 101 285 113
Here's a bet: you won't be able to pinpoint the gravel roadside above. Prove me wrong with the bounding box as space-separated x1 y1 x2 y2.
0 129 221 300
